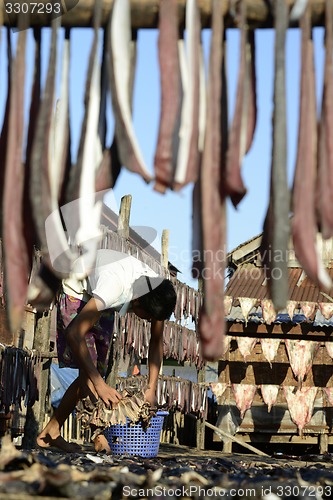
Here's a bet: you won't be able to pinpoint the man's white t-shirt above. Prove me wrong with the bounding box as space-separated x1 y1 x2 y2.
63 249 158 314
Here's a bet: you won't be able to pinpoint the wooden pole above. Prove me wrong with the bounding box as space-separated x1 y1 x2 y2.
117 195 132 239
22 311 52 449
1 0 327 29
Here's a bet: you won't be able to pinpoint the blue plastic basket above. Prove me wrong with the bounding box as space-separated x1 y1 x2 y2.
104 411 168 458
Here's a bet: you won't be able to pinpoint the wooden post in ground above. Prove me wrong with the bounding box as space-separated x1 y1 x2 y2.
160 229 169 377
22 311 52 449
106 195 132 387
196 277 206 450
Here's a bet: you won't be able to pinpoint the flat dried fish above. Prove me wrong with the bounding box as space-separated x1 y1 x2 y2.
291 6 332 291
70 2 106 280
154 0 181 193
316 0 333 239
173 0 201 190
197 0 227 361
224 2 257 207
2 23 29 332
107 0 151 182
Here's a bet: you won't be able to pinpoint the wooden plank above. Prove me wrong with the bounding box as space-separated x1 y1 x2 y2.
1 0 327 29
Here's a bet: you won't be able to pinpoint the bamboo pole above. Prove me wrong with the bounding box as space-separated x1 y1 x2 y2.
1 0 326 29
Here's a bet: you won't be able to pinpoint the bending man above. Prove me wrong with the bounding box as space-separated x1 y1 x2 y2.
37 249 177 453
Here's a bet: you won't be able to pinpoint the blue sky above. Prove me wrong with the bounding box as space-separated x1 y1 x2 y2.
0 21 325 288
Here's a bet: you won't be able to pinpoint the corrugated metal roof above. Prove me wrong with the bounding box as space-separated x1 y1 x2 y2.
225 267 333 325
226 267 333 304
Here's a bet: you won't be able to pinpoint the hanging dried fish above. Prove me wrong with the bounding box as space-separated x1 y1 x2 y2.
260 0 290 313
284 386 317 436
29 19 58 264
316 0 333 239
285 339 319 385
224 1 257 207
69 1 107 280
153 0 181 193
2 22 30 333
197 0 227 361
173 0 201 190
232 383 257 419
236 336 257 361
23 29 41 269
260 384 279 413
107 0 151 182
260 338 280 366
291 6 332 291
0 30 11 237
45 29 78 278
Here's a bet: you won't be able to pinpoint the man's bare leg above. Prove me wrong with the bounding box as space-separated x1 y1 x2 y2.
37 377 82 452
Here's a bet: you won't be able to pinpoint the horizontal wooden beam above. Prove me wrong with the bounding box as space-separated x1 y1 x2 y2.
1 0 327 30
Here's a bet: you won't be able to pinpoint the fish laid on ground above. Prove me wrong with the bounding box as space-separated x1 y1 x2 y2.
260 0 290 312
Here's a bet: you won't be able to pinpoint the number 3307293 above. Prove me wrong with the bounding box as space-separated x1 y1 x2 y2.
5 3 62 15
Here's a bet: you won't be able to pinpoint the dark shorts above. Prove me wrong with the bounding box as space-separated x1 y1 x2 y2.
56 292 114 377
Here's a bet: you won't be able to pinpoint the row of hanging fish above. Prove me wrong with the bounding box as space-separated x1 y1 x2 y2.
2 0 332 364
112 312 204 368
0 346 41 413
225 295 333 324
211 382 324 435
261 0 333 313
117 374 208 419
222 336 324 385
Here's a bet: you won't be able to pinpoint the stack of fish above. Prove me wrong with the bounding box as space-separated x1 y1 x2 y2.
76 389 155 439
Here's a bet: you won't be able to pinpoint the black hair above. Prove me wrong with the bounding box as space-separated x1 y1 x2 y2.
133 277 177 320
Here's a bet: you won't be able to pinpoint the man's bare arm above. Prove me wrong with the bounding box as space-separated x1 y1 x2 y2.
66 297 121 406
